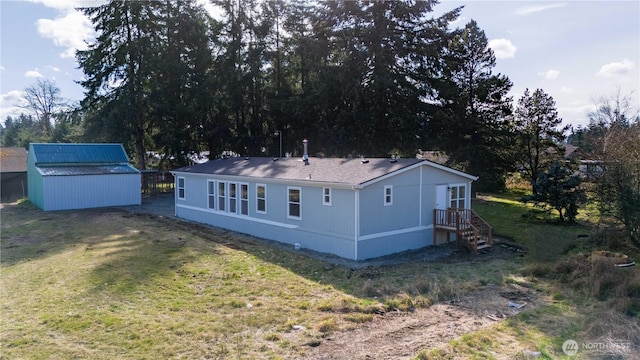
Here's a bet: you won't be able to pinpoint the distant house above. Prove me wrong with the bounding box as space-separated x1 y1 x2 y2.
0 147 28 202
172 148 492 260
28 143 141 211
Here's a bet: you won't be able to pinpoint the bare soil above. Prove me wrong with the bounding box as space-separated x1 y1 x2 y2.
298 283 542 360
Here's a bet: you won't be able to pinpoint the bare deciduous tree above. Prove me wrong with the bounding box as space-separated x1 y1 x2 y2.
24 79 63 137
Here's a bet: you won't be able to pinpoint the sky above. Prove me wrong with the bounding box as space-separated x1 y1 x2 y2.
0 0 638 130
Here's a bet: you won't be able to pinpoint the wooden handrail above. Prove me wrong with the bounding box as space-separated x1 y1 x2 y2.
434 208 493 252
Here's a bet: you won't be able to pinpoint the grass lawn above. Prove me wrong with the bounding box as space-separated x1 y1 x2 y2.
1 193 638 359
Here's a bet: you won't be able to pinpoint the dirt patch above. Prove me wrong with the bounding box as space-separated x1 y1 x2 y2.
299 283 543 360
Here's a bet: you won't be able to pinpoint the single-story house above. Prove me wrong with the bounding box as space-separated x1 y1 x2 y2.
172 150 492 260
28 143 141 211
1 147 28 202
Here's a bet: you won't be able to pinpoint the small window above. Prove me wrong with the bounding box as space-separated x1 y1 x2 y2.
229 183 237 213
207 180 215 209
323 187 331 206
256 184 267 214
177 177 185 200
288 187 301 219
384 185 393 206
240 183 249 215
218 182 226 211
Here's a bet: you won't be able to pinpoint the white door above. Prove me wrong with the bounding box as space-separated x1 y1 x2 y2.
435 185 448 210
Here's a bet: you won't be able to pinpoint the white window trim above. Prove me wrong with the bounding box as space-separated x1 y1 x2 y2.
287 186 302 220
239 183 249 216
256 183 267 214
323 187 332 206
217 181 227 212
449 183 467 209
177 177 186 200
229 182 238 214
384 185 393 206
207 180 216 210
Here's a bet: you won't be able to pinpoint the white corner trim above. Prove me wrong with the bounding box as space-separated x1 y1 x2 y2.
358 225 433 241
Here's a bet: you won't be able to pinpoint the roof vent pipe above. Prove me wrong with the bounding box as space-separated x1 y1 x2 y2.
302 139 309 165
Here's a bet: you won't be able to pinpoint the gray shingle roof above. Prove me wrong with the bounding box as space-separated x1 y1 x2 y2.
173 157 427 185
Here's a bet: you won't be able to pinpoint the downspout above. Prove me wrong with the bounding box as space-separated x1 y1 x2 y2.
419 165 423 227
353 185 361 261
171 171 177 217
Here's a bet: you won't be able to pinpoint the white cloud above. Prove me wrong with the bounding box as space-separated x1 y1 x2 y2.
561 87 575 94
488 38 517 59
36 11 95 58
596 59 635 78
0 90 26 106
197 0 223 20
24 70 43 78
45 65 61 72
0 65 5 71
0 90 28 122
558 101 596 128
539 69 560 80
27 0 107 11
515 3 566 16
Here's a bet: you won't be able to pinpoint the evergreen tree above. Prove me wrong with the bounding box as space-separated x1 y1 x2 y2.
149 0 216 167
323 0 460 156
514 88 568 193
434 20 514 191
521 161 586 223
77 1 164 169
1 114 41 148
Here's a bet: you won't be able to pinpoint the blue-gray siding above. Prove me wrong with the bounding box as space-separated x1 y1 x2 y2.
174 162 474 260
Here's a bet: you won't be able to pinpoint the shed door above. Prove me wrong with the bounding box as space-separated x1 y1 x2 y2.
435 185 448 210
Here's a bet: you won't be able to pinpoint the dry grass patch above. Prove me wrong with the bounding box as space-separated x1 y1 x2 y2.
5 203 509 359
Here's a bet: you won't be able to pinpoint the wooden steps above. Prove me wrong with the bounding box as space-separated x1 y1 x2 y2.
434 208 493 253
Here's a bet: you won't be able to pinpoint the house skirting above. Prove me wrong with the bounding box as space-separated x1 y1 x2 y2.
176 204 434 260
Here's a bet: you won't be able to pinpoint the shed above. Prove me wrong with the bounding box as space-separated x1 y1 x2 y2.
28 143 141 211
172 154 492 260
1 147 28 202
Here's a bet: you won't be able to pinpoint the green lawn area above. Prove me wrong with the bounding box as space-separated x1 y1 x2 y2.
1 194 638 359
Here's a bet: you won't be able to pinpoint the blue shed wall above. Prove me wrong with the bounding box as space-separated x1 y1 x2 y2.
40 174 141 211
27 148 44 209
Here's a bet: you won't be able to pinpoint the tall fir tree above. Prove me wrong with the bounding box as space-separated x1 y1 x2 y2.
434 20 515 191
77 1 164 169
514 88 568 193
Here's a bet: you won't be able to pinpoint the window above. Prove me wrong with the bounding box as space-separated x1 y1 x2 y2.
218 182 226 211
256 184 266 214
207 180 216 209
177 177 185 200
323 187 332 206
449 185 466 209
240 183 249 215
229 183 237 213
384 185 393 206
288 187 301 219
